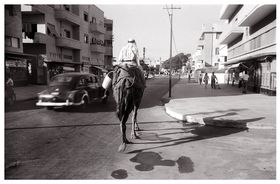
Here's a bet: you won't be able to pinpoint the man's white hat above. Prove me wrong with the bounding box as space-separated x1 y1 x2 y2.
128 38 135 43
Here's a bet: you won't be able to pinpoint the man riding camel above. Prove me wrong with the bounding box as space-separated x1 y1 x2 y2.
116 38 146 87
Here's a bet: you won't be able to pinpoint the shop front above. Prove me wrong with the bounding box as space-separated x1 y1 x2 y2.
5 52 38 86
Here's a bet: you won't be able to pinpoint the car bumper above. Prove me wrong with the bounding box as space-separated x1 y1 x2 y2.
36 100 83 107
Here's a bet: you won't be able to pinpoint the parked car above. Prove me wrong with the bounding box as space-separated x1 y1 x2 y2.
36 72 108 110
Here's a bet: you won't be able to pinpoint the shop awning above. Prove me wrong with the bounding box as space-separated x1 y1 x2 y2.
44 60 82 65
227 63 240 70
92 65 108 73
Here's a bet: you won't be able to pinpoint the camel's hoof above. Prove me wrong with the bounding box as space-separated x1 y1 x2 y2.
131 134 140 139
118 143 127 152
124 140 133 144
135 126 141 131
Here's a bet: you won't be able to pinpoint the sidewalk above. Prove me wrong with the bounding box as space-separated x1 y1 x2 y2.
14 85 47 102
164 79 276 129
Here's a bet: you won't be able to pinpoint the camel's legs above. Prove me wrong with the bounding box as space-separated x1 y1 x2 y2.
131 105 140 139
120 113 131 144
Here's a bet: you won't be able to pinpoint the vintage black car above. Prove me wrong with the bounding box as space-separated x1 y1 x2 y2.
36 72 107 110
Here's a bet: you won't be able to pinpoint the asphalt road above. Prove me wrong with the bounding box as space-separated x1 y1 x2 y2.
5 76 275 179
5 77 180 179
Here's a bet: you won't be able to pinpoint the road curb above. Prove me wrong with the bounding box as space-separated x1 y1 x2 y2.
164 105 275 130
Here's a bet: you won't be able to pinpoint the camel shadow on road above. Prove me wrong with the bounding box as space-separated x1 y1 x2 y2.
127 112 265 154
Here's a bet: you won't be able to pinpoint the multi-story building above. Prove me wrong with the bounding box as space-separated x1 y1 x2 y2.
219 4 276 95
5 5 37 86
18 5 113 83
193 23 228 71
104 18 113 70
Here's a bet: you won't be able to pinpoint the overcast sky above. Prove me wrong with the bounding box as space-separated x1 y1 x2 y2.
98 4 223 61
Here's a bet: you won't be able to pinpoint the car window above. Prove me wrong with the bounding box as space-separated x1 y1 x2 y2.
78 78 87 87
86 76 95 84
50 75 73 86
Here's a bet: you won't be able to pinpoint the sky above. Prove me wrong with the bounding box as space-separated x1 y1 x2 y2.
98 4 223 61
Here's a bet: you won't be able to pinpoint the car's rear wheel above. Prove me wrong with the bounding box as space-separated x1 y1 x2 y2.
81 96 88 109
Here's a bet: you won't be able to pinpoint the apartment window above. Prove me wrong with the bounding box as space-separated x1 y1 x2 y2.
199 34 204 40
105 24 112 31
216 33 221 39
64 29 71 38
63 55 73 60
47 23 58 38
6 5 16 16
63 5 70 11
5 36 20 48
215 48 219 55
84 34 89 43
91 17 96 23
84 12 88 22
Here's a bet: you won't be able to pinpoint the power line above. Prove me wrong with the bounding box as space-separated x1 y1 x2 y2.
163 4 181 98
164 5 178 55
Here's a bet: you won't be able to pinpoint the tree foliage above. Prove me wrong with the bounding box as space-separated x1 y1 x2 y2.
162 53 191 70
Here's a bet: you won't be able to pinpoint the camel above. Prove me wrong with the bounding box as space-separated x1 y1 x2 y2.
111 65 145 152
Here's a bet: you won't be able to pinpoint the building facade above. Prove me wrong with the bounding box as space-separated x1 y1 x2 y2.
104 18 113 70
6 4 113 84
5 5 37 86
193 23 227 70
219 4 276 95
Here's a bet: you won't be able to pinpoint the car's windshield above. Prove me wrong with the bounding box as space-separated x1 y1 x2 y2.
50 75 74 86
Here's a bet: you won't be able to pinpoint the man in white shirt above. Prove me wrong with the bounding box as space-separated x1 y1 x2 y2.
117 38 145 87
242 71 249 93
117 38 141 67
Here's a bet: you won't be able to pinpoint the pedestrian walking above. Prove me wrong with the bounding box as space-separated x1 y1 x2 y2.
242 71 249 94
211 72 217 89
203 73 209 88
199 73 203 85
238 72 243 88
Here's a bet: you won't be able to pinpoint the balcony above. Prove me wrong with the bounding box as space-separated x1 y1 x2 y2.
56 37 81 50
90 44 105 53
227 27 276 62
105 47 113 56
220 5 242 20
220 29 244 45
21 5 45 14
89 23 105 34
23 32 47 44
239 5 276 27
55 9 80 26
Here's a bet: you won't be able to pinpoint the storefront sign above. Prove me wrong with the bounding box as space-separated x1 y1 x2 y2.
6 59 27 67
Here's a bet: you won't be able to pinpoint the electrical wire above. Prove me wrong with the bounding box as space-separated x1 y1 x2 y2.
165 5 178 55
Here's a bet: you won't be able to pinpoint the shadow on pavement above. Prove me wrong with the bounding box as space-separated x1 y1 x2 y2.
5 100 43 112
127 112 264 154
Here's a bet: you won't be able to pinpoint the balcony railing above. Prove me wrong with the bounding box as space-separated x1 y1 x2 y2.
23 32 47 44
55 9 80 26
56 37 81 50
90 44 105 53
228 27 276 59
89 23 105 34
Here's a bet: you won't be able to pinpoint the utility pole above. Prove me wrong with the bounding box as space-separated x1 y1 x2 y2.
164 4 181 98
143 47 145 60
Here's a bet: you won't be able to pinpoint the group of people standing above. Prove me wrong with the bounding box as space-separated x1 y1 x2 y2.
199 72 218 89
